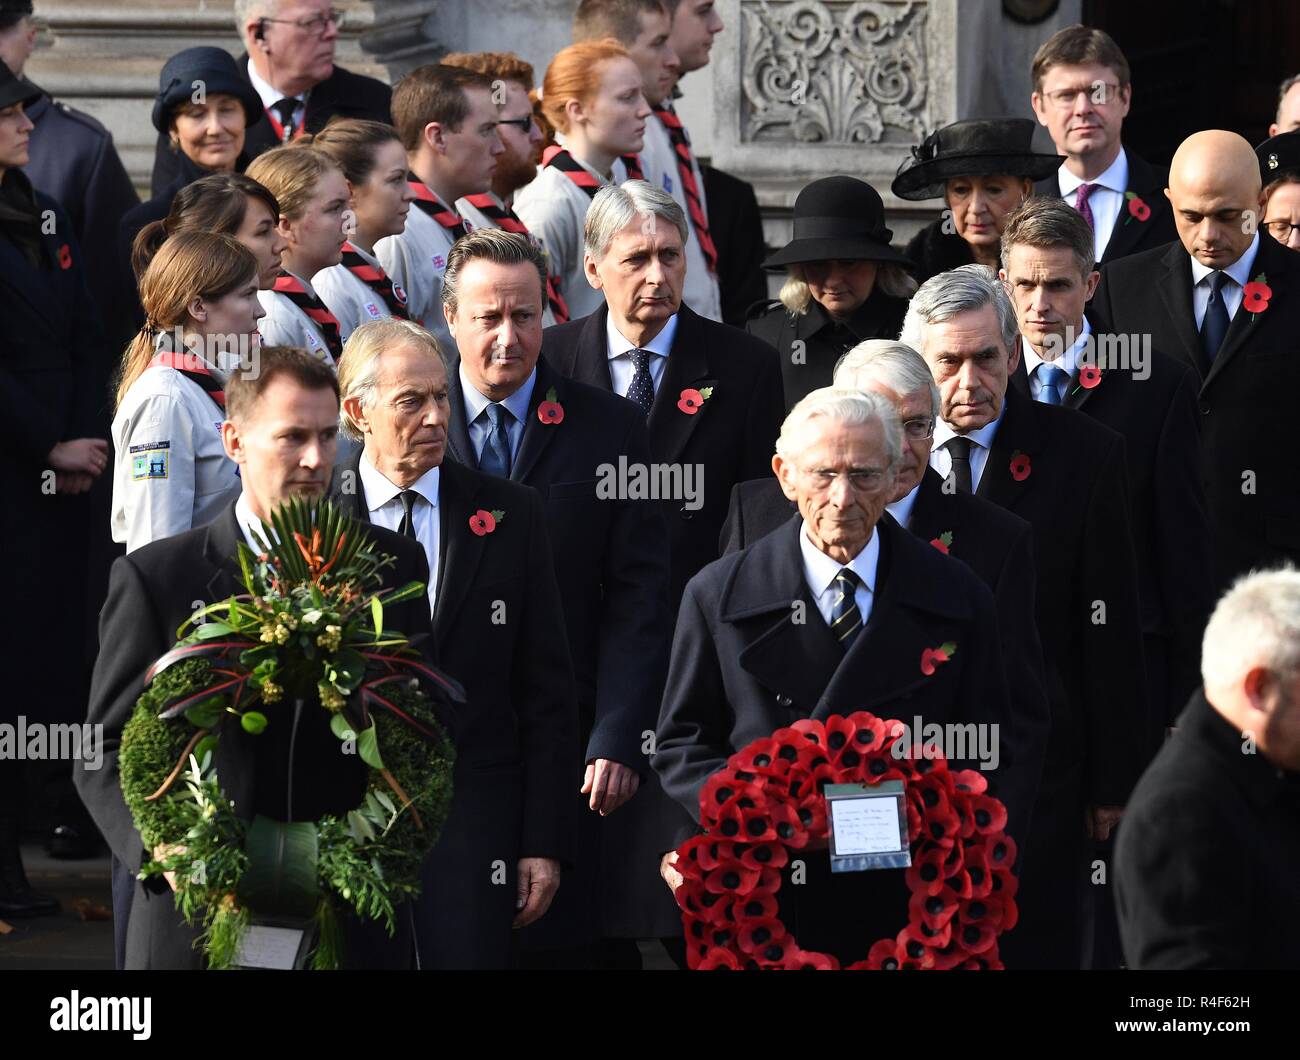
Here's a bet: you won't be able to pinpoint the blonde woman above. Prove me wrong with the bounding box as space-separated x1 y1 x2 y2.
111 231 263 553
246 144 351 364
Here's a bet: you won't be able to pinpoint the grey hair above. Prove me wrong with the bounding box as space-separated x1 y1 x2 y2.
1000 195 1096 277
833 340 940 419
1202 567 1300 690
584 180 689 261
442 228 548 317
234 0 275 37
336 318 446 440
779 263 918 316
899 264 1020 358
775 386 903 472
1278 73 1300 123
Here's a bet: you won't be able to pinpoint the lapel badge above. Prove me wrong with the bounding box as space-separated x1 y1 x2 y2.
1269 153 1279 170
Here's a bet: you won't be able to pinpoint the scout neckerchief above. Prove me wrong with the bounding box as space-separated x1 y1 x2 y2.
541 145 604 198
273 271 344 362
620 153 644 181
149 348 226 411
407 177 469 240
340 242 409 319
652 103 718 273
461 193 569 324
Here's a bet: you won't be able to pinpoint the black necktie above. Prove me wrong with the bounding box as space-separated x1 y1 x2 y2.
271 97 299 142
946 436 973 493
397 490 418 539
626 349 655 415
1199 271 1231 373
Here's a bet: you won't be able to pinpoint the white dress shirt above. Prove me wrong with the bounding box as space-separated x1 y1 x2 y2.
234 491 274 551
930 403 1006 492
246 59 304 138
1190 233 1259 327
606 311 678 398
1021 317 1091 402
358 452 441 618
886 482 919 530
460 362 536 467
1058 147 1128 264
800 520 879 630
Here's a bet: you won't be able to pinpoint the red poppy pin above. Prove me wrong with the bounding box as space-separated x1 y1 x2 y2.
1009 451 1032 482
930 531 953 555
1242 273 1272 314
1077 364 1103 389
469 508 505 536
920 642 957 676
1124 191 1151 223
537 386 564 425
57 243 72 270
678 386 714 415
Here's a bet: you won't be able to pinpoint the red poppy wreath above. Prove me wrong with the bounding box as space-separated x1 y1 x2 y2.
672 712 1018 970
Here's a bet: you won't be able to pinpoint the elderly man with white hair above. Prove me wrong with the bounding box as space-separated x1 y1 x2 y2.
655 386 1012 965
720 339 1050 849
1116 568 1300 969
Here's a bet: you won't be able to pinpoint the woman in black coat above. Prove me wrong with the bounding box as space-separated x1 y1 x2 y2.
746 176 916 410
894 119 1063 285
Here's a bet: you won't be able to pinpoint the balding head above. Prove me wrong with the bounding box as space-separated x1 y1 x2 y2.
1166 130 1265 268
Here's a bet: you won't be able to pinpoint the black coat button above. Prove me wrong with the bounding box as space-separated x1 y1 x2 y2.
679 506 693 520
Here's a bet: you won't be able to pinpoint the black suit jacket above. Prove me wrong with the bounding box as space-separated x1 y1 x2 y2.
149 60 392 197
1012 335 1214 729
75 500 431 969
701 163 769 328
1115 690 1300 969
974 387 1149 806
1035 148 1175 265
718 469 1049 846
1092 234 1300 589
543 303 785 609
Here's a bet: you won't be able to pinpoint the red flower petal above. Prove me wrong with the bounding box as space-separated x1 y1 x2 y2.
736 916 787 957
677 387 704 414
1009 452 1032 481
1242 281 1273 312
536 400 565 424
58 243 72 269
968 794 1008 835
782 948 840 970
864 938 903 970
469 509 496 535
695 946 742 970
1078 365 1103 389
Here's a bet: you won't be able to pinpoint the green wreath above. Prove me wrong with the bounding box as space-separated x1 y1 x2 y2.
117 498 459 970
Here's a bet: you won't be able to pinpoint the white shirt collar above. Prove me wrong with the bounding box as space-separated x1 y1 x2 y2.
886 481 920 529
799 519 880 596
458 362 537 427
1021 316 1092 377
358 450 441 514
1058 145 1128 196
933 401 1006 453
606 311 679 360
1189 232 1260 289
245 57 303 110
235 492 273 551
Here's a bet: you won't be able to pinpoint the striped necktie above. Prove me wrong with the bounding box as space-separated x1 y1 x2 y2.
652 103 718 273
829 568 863 648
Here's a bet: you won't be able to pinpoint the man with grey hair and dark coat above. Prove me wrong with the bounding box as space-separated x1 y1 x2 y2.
1116 568 1300 969
542 178 783 957
903 263 1148 970
655 386 1014 965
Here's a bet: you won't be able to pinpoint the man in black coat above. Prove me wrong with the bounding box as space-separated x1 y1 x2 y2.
542 180 784 946
656 387 1014 963
719 340 1049 851
1091 130 1300 592
149 2 391 196
439 230 672 966
904 264 1149 969
1116 569 1300 969
1029 26 1176 265
1001 196 1215 738
77 349 430 969
332 316 578 969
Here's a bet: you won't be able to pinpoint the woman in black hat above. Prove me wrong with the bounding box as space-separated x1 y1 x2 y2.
746 176 917 410
1256 131 1300 252
894 118 1063 284
115 47 263 329
0 62 111 920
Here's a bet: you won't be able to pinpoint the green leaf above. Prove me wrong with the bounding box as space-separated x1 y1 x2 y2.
378 580 426 607
239 815 320 917
184 697 223 730
370 595 383 636
329 712 355 741
347 809 376 843
357 723 385 770
240 711 268 735
193 734 219 773
192 621 236 639
374 790 396 816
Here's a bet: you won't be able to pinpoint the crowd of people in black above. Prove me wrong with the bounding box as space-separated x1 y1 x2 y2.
1 0 1298 971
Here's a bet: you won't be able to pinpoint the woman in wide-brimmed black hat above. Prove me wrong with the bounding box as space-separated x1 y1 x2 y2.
1256 130 1300 252
894 118 1063 284
746 175 917 409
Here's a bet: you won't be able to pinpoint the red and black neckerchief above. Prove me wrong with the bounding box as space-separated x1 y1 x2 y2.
407 177 468 240
273 271 344 362
542 145 603 199
652 104 718 273
150 349 226 411
461 194 569 324
620 153 644 181
340 242 410 320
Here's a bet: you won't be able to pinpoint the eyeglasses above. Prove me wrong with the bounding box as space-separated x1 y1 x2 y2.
494 115 535 134
1263 220 1300 240
800 468 890 492
1041 83 1122 109
902 416 936 440
262 8 344 35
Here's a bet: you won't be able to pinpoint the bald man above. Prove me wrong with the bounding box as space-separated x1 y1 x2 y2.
1091 130 1300 589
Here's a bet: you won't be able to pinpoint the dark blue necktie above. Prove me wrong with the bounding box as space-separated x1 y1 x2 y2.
1200 271 1231 373
829 568 863 648
397 489 418 538
626 348 655 415
1034 363 1069 405
479 402 513 478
